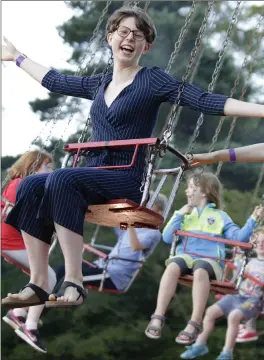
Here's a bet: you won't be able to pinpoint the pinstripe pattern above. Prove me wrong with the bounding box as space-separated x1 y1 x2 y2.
6 66 228 243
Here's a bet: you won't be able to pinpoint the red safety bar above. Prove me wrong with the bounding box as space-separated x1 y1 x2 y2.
1 253 30 276
62 138 191 229
63 138 164 229
82 243 122 293
64 138 159 169
173 230 253 295
82 243 144 294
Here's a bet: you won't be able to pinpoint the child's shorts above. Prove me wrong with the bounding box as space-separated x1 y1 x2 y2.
165 254 223 281
217 294 262 320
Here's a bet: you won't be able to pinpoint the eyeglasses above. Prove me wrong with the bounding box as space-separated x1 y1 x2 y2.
117 25 145 41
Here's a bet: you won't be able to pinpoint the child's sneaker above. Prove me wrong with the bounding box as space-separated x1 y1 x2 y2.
15 324 47 353
236 329 258 343
238 323 246 333
180 344 209 359
2 310 26 330
216 351 233 360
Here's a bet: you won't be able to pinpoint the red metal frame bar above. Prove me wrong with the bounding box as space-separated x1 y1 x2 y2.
64 138 159 170
83 243 108 260
82 244 122 293
1 253 30 276
82 259 98 269
176 230 253 249
64 138 159 152
225 262 264 288
176 230 252 264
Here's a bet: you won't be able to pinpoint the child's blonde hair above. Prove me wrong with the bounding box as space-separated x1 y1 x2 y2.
250 226 264 251
8 150 53 180
253 226 264 236
188 171 223 209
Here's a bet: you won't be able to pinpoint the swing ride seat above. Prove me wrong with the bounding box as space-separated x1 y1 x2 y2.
63 137 188 229
1 253 30 276
82 243 144 293
173 230 253 295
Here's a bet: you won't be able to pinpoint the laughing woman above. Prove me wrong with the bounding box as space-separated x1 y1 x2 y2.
1 6 264 309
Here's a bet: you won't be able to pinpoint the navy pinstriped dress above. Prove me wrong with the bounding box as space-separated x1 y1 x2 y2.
6 67 228 244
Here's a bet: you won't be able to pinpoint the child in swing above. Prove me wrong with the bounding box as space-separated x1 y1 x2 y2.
180 226 264 360
145 171 263 345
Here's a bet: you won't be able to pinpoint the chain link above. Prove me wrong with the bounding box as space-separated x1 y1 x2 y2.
216 25 264 175
1 0 113 189
161 0 216 147
144 0 151 11
208 14 263 155
166 1 197 74
187 1 242 154
247 163 264 218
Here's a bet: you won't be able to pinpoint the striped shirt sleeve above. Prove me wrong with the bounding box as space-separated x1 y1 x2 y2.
150 67 228 115
41 70 102 100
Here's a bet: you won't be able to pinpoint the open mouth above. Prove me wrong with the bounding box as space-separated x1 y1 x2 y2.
120 45 134 55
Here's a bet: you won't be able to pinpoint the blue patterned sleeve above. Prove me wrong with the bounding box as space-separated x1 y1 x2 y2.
150 67 228 115
41 70 102 100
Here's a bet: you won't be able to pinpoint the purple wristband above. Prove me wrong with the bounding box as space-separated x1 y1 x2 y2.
16 55 27 67
229 148 236 163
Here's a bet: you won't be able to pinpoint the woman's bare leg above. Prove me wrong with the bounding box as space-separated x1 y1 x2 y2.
50 223 83 302
26 265 57 328
8 231 50 300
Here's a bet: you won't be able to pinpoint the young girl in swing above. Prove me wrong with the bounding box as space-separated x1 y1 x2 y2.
180 226 264 360
1 150 56 354
145 171 263 345
1 5 264 309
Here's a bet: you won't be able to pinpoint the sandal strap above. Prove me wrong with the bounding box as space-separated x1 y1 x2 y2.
178 330 197 341
188 320 203 332
147 325 162 332
54 281 88 300
151 314 166 322
21 283 49 302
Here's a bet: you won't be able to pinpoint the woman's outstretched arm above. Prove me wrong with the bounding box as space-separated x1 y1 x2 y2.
192 143 264 164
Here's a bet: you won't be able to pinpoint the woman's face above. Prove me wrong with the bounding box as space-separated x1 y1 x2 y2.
36 160 53 174
107 16 150 66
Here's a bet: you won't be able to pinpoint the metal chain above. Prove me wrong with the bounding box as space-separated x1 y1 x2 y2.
161 0 216 147
168 38 206 144
187 0 243 154
144 0 151 11
208 12 264 155
162 7 217 147
145 0 215 191
216 38 263 174
165 1 197 74
1 0 113 186
124 0 140 7
247 163 264 217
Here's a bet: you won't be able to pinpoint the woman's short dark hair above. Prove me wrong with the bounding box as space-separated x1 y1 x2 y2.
106 6 157 44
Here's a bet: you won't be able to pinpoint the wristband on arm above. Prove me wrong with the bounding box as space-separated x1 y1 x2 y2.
228 148 236 163
15 54 27 67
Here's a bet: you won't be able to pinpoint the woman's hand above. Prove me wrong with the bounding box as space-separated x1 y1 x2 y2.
1 37 20 62
191 153 216 165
